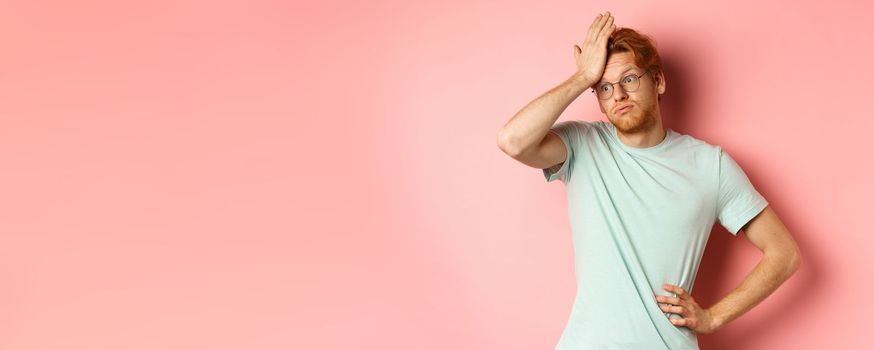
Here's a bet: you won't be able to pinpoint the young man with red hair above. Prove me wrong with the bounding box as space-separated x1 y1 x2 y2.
497 11 801 349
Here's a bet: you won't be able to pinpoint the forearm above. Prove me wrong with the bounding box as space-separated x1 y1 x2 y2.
707 251 801 329
497 73 594 155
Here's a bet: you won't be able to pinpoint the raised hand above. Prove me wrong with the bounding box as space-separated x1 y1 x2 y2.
573 11 616 86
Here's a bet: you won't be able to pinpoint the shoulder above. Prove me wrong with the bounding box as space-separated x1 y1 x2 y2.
574 119 608 136
550 119 598 140
670 130 723 158
554 119 596 130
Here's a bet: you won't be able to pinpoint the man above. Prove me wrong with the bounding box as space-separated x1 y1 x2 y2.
496 11 802 350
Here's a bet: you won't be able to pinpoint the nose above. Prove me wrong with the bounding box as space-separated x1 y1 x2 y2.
612 84 629 101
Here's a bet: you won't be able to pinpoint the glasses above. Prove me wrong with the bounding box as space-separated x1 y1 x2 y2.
591 70 651 100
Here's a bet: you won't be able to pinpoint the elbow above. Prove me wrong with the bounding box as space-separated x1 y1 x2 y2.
765 245 802 277
497 130 524 157
789 249 803 274
778 247 802 278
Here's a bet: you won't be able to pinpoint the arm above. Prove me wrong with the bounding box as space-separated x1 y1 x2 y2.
496 12 615 168
705 205 802 329
496 74 592 168
497 71 593 156
658 206 802 334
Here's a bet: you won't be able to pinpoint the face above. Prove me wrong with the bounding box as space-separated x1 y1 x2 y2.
595 51 666 134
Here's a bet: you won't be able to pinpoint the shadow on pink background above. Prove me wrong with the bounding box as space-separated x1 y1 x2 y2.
0 0 870 349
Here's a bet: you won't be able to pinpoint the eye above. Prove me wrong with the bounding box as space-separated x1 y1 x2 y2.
599 84 611 92
622 75 636 84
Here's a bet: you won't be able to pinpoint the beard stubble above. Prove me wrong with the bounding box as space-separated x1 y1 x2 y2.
611 104 657 134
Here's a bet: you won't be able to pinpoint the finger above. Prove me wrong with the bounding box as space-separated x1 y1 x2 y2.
597 11 611 30
585 14 604 42
588 13 603 30
656 294 682 305
597 23 615 47
670 317 688 326
590 12 609 38
673 286 690 300
662 284 677 296
664 284 686 295
659 304 687 316
604 23 616 39
663 284 686 298
598 14 615 39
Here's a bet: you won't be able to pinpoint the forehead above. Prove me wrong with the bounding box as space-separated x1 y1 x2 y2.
600 52 642 83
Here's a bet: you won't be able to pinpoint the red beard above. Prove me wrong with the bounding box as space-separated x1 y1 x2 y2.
612 106 656 134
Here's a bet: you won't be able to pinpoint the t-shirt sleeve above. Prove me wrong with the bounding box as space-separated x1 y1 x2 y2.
716 147 769 235
542 120 583 183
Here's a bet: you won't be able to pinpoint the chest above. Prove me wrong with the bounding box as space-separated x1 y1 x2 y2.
569 148 719 230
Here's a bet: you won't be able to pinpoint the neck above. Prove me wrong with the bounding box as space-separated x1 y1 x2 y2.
615 116 666 148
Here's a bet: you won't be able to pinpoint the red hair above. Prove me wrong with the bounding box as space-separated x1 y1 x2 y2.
607 27 663 101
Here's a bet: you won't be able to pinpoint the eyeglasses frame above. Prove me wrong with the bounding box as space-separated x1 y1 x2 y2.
590 70 654 100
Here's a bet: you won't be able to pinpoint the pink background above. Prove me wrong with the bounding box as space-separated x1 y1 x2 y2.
1 0 871 349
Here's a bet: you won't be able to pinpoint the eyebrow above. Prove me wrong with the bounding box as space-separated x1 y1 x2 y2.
598 67 637 84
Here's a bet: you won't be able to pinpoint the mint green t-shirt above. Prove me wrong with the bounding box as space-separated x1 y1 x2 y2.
543 120 768 349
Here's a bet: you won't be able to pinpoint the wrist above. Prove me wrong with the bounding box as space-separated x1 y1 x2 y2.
569 72 596 90
706 307 727 330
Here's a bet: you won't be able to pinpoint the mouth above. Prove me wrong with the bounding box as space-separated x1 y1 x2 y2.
615 105 633 114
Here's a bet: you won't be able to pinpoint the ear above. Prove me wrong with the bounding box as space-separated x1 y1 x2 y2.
655 70 666 95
